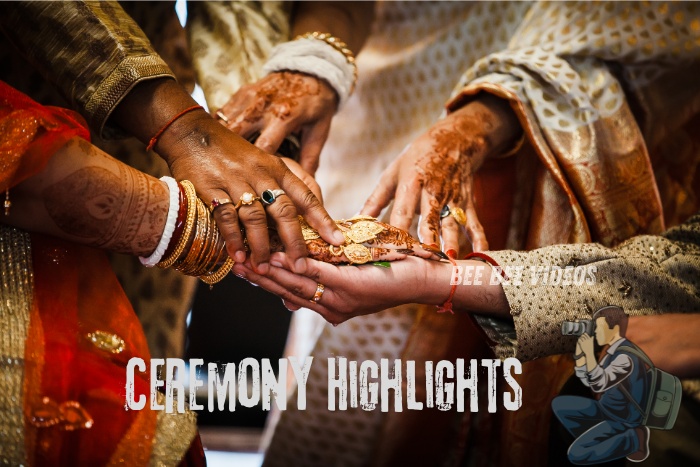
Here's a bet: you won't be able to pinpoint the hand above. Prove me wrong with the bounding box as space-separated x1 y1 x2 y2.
279 157 323 202
233 253 439 324
578 333 595 359
361 95 521 253
164 117 346 273
216 71 338 176
112 78 345 274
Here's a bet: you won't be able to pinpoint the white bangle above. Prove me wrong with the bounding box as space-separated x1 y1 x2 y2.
139 176 180 267
262 38 356 109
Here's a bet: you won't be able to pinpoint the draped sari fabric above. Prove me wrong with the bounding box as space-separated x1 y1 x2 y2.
0 81 203 466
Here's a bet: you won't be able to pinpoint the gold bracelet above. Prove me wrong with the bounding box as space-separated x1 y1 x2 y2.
200 256 235 286
197 222 226 276
157 180 197 268
295 31 358 93
188 201 219 276
175 196 209 274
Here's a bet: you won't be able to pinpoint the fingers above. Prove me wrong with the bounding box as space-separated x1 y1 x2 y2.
235 198 271 273
389 173 422 231
417 191 442 248
299 118 332 176
361 160 399 218
463 178 489 252
255 120 291 155
440 210 461 254
279 157 323 202
209 191 247 264
261 188 309 268
279 171 345 248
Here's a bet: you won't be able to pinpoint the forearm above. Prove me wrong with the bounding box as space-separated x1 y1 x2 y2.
627 314 700 378
111 78 253 167
291 1 374 52
422 260 510 317
0 1 174 137
5 137 168 257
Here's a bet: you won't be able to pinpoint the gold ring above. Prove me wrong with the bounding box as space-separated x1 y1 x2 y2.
233 192 261 210
215 110 229 123
311 283 325 303
450 207 467 226
209 198 233 213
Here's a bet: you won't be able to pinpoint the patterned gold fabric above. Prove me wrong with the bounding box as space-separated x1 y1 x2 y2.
0 225 33 466
488 212 700 361
448 1 700 249
0 1 175 138
187 1 291 111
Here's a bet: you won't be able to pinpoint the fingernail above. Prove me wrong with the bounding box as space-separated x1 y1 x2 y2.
429 243 440 250
257 262 270 274
446 249 457 259
271 260 284 268
294 258 307 274
234 251 246 263
234 272 246 279
333 230 346 244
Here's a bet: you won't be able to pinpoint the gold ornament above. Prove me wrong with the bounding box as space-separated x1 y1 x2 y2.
345 220 385 243
343 243 372 264
86 331 125 354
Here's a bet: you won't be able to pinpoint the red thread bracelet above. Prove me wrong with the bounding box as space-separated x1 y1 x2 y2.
437 249 458 314
464 251 509 282
146 105 203 152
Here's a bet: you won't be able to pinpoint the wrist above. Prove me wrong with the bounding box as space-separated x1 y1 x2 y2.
419 259 458 306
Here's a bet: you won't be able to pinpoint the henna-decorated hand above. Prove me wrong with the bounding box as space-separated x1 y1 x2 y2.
216 71 338 176
361 95 521 254
266 216 446 266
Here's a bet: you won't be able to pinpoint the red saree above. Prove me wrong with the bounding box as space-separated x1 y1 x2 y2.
0 80 205 465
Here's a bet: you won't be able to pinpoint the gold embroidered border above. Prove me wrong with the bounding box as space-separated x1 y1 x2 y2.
148 391 198 467
0 225 33 465
84 54 175 138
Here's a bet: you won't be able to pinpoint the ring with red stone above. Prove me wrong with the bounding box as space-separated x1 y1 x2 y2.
209 198 233 213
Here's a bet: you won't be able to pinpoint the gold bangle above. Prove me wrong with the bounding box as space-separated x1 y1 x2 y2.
176 196 209 274
295 31 358 93
157 180 197 268
200 256 235 285
189 205 219 276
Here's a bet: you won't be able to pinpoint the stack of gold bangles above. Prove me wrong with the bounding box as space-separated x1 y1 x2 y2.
156 180 234 285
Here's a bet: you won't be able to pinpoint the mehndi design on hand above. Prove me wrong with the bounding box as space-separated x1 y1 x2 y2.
268 215 446 265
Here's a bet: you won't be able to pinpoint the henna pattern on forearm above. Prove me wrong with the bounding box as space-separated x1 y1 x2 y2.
43 143 168 256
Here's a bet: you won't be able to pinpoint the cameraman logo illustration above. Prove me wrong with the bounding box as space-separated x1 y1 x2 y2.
553 306 682 465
